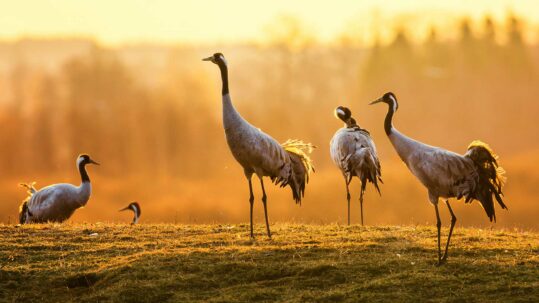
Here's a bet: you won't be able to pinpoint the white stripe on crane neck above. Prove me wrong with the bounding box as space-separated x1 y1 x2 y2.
130 204 139 223
219 54 227 66
389 95 397 112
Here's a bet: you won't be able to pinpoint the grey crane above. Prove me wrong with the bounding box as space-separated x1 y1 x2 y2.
330 106 382 225
18 154 99 224
119 202 141 224
203 52 315 239
370 92 507 264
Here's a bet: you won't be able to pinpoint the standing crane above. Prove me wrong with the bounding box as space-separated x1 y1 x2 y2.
330 106 382 225
18 154 99 224
119 202 141 224
370 92 507 264
203 52 315 239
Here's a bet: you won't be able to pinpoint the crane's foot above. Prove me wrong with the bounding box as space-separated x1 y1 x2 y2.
436 258 447 266
441 253 449 262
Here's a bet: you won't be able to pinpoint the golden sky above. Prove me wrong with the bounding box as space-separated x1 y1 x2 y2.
0 0 538 45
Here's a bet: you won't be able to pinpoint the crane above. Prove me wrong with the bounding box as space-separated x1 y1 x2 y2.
370 92 507 264
203 53 315 239
330 106 382 225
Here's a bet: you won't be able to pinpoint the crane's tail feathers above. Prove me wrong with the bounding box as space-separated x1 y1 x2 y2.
353 149 382 196
281 139 316 204
19 182 37 195
465 140 507 222
18 182 37 224
18 199 30 224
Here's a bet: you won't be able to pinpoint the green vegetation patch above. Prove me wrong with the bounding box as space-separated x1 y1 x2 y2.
0 223 538 302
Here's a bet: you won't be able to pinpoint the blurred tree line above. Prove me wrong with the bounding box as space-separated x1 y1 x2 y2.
0 46 224 178
0 14 536 180
358 15 536 152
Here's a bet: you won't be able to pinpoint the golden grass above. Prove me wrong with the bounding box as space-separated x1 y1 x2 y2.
1 223 538 302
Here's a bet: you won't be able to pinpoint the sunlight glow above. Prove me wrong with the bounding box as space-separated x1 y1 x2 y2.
0 0 538 45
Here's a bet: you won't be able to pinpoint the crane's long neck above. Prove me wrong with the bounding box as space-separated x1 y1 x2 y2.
79 162 90 184
217 61 245 132
132 206 140 224
384 100 426 165
218 62 229 96
384 101 395 135
77 162 92 205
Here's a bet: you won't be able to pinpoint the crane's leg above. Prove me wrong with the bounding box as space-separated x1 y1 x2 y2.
247 176 255 239
434 203 443 265
260 178 271 239
360 181 367 226
359 189 364 226
345 179 351 226
442 200 457 261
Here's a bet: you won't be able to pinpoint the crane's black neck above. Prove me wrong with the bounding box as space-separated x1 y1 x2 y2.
79 162 90 183
384 102 395 135
217 62 229 96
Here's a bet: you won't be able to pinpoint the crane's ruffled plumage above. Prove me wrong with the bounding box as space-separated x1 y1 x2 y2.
277 139 315 204
20 183 91 223
331 128 382 194
388 130 507 221
18 182 36 224
463 140 507 221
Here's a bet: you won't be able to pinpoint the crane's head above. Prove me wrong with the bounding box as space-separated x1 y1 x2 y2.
335 106 352 122
119 202 140 213
77 154 100 166
335 106 358 128
369 92 399 112
202 53 227 66
120 201 141 224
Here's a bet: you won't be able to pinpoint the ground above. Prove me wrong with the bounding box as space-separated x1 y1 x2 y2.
0 224 538 302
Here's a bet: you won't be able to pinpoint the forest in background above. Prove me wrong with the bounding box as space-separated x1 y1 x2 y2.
0 15 537 228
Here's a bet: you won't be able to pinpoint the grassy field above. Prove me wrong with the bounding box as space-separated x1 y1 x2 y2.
1 224 538 302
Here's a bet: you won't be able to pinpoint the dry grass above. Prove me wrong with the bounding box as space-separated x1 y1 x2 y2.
1 223 538 302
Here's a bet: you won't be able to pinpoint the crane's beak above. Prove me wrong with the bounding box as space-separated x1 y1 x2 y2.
202 56 213 62
89 159 100 165
369 97 384 105
119 206 130 212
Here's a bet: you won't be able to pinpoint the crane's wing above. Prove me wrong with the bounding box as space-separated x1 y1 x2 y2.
330 128 358 173
225 122 289 177
409 148 476 199
27 184 79 222
331 128 382 185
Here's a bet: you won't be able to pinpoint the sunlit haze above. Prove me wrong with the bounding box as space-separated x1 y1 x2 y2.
0 0 538 229
1 0 539 45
